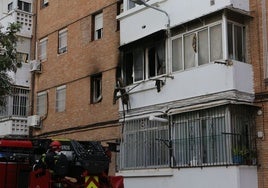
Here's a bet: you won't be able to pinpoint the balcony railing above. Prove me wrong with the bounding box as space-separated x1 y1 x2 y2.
172 134 257 168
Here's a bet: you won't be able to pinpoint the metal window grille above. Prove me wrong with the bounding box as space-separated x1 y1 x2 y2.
120 118 170 169
0 88 29 117
171 105 256 167
119 105 256 170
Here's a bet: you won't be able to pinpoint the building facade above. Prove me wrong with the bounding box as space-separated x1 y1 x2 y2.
250 1 268 188
30 0 122 174
0 0 33 137
117 0 259 187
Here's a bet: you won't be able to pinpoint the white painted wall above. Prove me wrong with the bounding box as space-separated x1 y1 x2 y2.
119 0 249 45
122 61 253 111
8 63 31 87
119 166 257 188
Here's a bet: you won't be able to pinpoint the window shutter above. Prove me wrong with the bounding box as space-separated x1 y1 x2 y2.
95 13 103 31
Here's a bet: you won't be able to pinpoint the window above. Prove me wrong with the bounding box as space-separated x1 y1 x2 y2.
16 52 28 63
172 23 222 72
172 105 256 167
93 13 103 40
8 2 13 12
37 91 47 116
58 28 67 54
12 88 29 116
91 74 102 103
127 0 150 10
41 0 49 8
120 118 169 169
122 40 166 85
56 86 66 112
18 0 31 12
227 22 245 62
39 37 47 61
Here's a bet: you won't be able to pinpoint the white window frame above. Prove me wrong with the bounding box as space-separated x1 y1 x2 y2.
18 0 31 12
171 22 223 72
37 91 47 116
39 37 47 61
122 40 166 85
56 85 66 112
227 21 246 62
58 28 68 54
94 13 103 40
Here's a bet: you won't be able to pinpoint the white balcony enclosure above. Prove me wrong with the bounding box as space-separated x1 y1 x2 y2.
118 0 249 45
120 61 254 111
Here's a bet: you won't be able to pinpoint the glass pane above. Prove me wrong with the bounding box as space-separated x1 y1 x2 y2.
210 24 222 61
156 42 165 75
198 29 209 65
227 23 234 59
234 25 243 61
133 48 144 82
148 47 156 78
123 52 133 85
59 31 67 48
184 33 196 69
172 38 183 71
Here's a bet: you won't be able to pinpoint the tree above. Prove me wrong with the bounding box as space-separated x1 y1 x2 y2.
0 23 21 107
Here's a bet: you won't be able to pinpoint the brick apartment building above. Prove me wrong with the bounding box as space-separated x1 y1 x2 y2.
29 0 122 174
251 1 268 188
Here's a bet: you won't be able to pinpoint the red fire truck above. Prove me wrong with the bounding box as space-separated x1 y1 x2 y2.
0 138 123 188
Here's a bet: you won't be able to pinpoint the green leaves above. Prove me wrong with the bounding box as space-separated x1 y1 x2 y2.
0 23 21 106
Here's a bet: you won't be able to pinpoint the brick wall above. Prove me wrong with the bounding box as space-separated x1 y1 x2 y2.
32 0 121 175
250 0 268 188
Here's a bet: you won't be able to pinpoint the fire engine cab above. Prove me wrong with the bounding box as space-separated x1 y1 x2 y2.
0 138 123 188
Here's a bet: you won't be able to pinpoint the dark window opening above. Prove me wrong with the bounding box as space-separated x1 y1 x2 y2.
91 74 102 103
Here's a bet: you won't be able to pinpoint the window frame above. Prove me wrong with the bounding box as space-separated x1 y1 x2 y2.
18 0 31 12
41 0 49 8
122 39 166 85
93 12 103 40
171 22 223 72
39 37 48 61
58 28 68 54
56 85 66 112
8 2 13 12
16 52 28 64
37 91 47 116
227 21 246 62
120 117 170 169
91 74 102 104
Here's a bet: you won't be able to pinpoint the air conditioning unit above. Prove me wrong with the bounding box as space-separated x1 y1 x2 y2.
27 115 41 128
29 60 41 72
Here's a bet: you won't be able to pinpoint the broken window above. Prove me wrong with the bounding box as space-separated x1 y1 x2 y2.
121 36 166 85
91 74 102 103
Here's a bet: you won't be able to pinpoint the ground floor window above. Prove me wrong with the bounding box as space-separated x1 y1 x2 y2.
120 118 169 169
172 105 256 167
120 105 256 170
